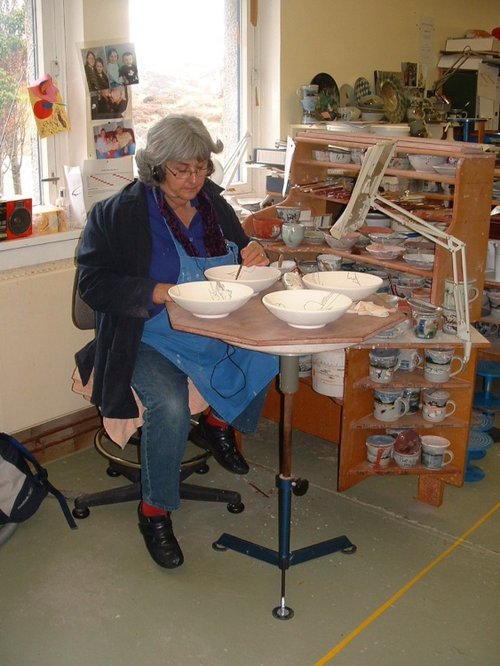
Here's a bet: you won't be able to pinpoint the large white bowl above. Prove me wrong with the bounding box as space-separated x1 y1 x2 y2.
366 243 404 260
323 231 361 250
262 289 352 329
402 253 435 269
270 259 297 275
370 123 410 137
168 280 253 318
204 265 281 294
302 271 383 300
408 154 447 173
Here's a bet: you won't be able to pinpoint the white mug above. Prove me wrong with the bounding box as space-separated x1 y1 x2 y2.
373 389 410 422
281 222 305 248
421 349 464 383
443 279 479 310
369 349 401 384
421 435 455 469
398 348 421 372
422 399 456 422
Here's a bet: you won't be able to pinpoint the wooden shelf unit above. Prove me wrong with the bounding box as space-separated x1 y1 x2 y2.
339 341 480 507
248 130 495 506
296 132 495 319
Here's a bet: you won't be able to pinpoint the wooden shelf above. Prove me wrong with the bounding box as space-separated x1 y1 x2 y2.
249 130 495 508
351 413 469 430
344 460 462 477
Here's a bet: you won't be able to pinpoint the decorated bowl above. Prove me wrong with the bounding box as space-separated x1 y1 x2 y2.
302 270 383 301
262 289 352 329
168 280 254 318
204 264 281 294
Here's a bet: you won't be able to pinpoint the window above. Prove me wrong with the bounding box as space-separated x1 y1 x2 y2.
128 0 254 193
0 0 68 206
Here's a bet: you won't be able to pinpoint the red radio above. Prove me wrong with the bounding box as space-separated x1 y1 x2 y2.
0 197 33 241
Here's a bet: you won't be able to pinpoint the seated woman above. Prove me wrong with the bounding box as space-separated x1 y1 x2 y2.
76 114 278 569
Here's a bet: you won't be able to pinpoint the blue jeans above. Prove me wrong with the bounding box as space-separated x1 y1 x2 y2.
131 342 271 511
131 343 191 511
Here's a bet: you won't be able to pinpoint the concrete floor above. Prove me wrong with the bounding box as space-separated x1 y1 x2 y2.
1 418 499 666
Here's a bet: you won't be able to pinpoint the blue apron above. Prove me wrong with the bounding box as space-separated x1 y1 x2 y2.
142 221 278 425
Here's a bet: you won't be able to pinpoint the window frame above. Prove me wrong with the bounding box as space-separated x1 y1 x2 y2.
35 0 71 206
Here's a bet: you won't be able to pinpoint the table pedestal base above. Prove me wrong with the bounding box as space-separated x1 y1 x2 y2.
212 355 356 619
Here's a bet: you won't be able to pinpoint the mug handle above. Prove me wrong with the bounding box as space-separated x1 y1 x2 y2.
449 356 464 377
468 287 479 303
445 400 457 417
396 396 410 416
442 450 454 466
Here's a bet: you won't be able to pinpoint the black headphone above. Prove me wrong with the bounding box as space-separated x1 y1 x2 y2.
151 164 165 182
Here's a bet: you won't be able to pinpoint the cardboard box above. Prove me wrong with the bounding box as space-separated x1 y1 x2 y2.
445 37 500 53
253 148 286 166
438 54 498 72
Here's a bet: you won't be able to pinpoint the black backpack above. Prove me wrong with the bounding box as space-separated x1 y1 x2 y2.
0 432 77 529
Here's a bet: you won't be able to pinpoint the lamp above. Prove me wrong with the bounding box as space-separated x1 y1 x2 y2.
220 131 251 190
330 140 472 363
430 46 482 105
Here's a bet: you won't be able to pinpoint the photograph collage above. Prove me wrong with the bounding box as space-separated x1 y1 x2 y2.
80 41 138 161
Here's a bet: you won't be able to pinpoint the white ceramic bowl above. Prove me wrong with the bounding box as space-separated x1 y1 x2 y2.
204 264 281 294
328 151 351 164
361 111 385 122
270 259 297 275
408 154 447 173
367 232 407 246
323 231 361 250
432 164 456 177
365 243 404 260
302 271 383 301
168 280 253 318
403 253 435 269
304 229 326 244
262 289 352 329
369 123 410 137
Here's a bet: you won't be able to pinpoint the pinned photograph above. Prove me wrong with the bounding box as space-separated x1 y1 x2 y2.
80 42 139 94
94 121 136 160
90 85 129 120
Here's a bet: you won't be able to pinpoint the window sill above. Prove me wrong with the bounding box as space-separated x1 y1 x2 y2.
0 230 82 271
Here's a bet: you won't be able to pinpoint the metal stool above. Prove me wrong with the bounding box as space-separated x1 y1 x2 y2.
473 360 500 413
466 410 495 483
73 427 244 519
465 429 494 482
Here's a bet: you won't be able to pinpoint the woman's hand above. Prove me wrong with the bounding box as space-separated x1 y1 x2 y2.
152 283 174 304
240 240 269 267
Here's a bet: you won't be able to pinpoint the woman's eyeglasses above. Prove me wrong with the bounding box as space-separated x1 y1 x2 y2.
165 164 211 180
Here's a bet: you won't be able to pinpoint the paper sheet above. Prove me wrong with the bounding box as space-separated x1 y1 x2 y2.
82 157 134 209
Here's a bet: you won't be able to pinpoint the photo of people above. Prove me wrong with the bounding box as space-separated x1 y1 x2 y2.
90 85 129 120
93 121 136 160
119 50 139 85
80 42 139 94
82 48 108 92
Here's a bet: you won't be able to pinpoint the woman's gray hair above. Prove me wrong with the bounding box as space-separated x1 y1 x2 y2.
135 114 223 185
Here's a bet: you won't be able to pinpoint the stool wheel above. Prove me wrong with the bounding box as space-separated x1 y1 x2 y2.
227 501 244 514
72 506 90 519
292 478 309 496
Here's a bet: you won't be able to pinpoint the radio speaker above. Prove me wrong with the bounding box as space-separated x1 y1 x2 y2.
0 197 32 241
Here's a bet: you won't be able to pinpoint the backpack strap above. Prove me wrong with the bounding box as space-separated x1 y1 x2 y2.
1 434 77 530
